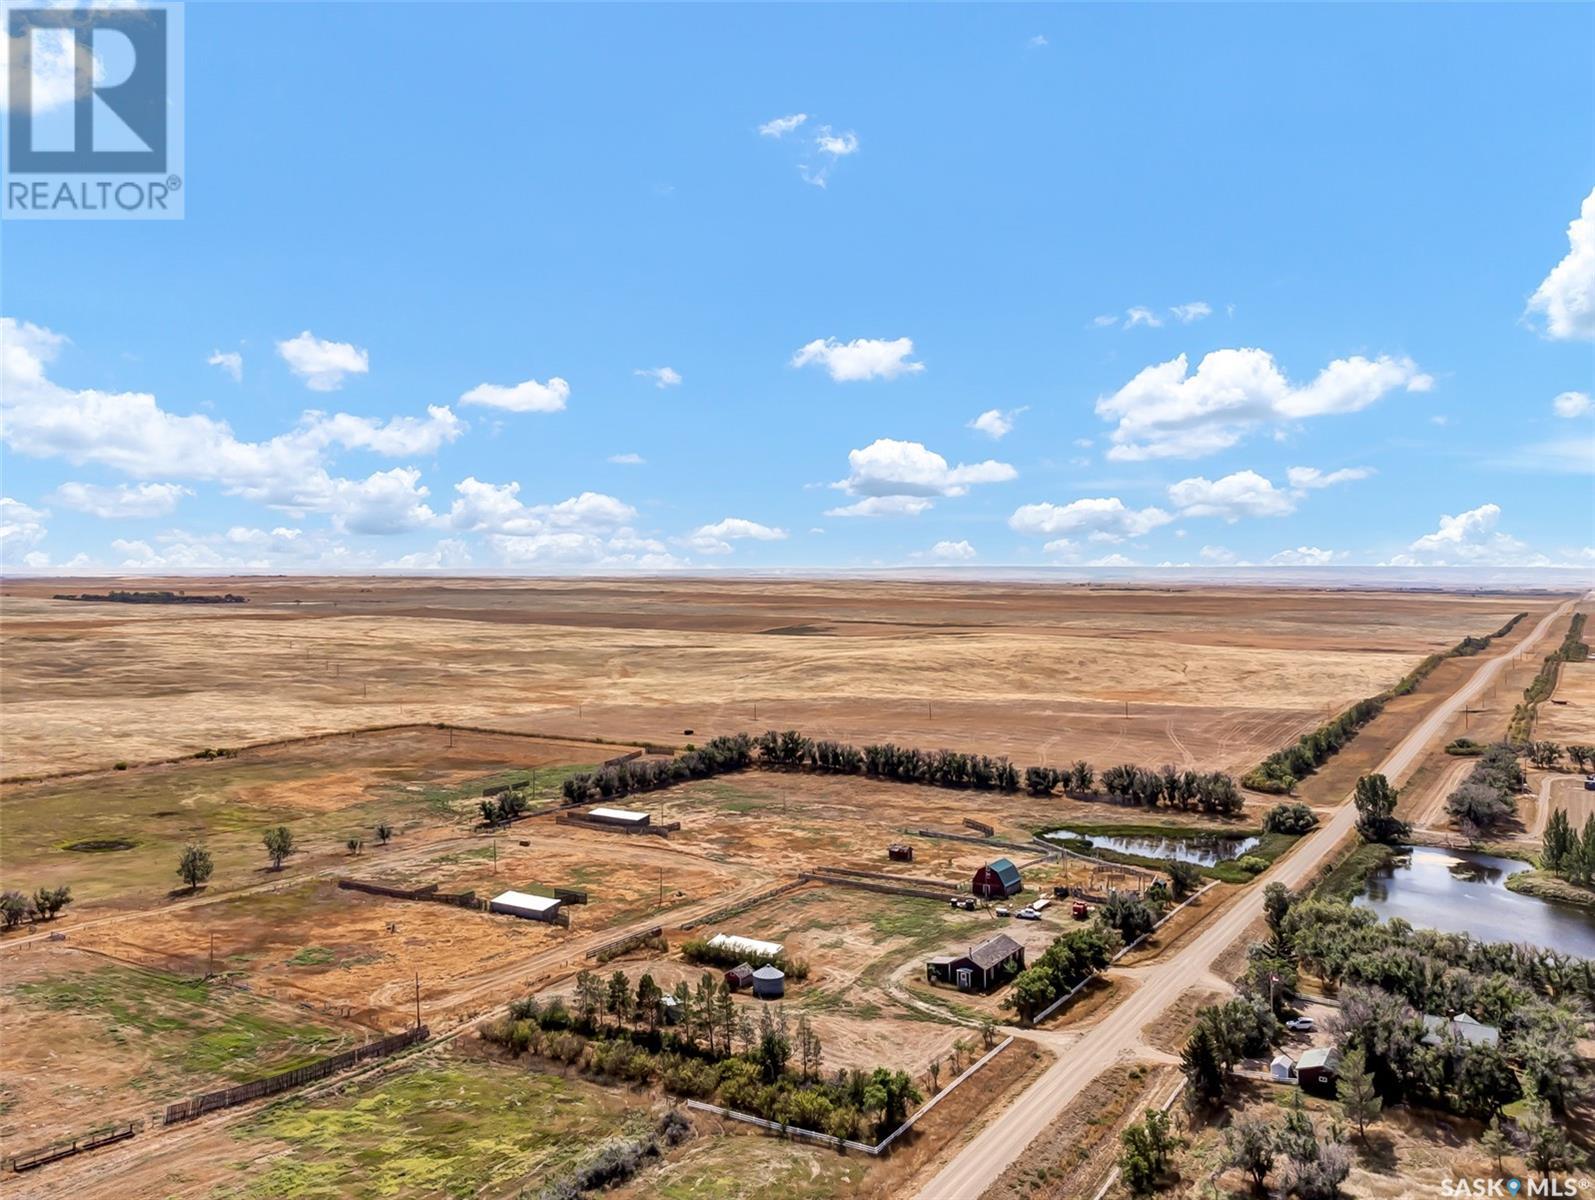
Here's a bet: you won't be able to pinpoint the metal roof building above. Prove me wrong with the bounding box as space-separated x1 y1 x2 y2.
707 932 784 959
587 806 651 826
487 890 563 922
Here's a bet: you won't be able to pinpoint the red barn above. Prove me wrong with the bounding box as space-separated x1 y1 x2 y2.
971 858 1023 899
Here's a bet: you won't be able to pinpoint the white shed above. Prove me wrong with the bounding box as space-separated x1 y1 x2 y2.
587 806 651 827
1270 1054 1296 1082
488 890 563 922
707 933 784 959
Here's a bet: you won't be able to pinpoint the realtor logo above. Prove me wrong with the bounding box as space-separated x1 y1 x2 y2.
4 3 185 219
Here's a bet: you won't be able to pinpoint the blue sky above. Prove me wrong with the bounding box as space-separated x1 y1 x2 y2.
2 2 1593 574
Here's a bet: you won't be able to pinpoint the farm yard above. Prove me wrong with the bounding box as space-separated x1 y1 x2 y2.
0 577 1576 1198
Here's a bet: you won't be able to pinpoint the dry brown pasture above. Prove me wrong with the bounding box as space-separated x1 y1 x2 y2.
1539 660 1595 746
0 577 1549 780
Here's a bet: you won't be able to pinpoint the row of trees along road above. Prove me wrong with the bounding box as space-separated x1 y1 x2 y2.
562 729 1245 816
1244 613 1529 796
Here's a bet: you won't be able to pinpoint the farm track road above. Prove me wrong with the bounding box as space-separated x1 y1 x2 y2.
915 598 1580 1200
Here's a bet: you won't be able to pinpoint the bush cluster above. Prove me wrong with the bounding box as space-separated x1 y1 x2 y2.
1262 802 1319 835
1445 743 1525 836
679 937 810 980
1005 924 1117 1021
0 885 72 929
1097 765 1244 815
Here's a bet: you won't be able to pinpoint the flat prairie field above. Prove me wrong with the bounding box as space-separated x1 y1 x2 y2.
0 577 1552 779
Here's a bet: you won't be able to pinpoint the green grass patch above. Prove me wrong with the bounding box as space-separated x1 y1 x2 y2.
285 946 336 967
218 1060 634 1200
1506 870 1595 908
12 962 349 1083
1311 842 1396 903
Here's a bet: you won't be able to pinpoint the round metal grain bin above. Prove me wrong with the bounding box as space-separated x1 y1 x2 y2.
751 965 786 999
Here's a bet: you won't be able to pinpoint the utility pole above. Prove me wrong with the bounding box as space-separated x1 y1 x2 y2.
414 972 421 1032
658 867 663 909
492 833 498 874
209 932 215 978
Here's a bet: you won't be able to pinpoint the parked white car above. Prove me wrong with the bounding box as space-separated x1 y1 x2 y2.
1285 1017 1315 1032
1016 907 1041 921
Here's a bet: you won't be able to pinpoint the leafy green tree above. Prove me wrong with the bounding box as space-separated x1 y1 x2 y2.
262 825 295 869
1336 1045 1382 1138
1118 1107 1179 1194
1263 882 1293 940
375 822 393 845
30 885 72 920
0 891 28 929
1223 1116 1276 1194
1167 859 1202 900
1567 744 1595 772
1353 774 1410 844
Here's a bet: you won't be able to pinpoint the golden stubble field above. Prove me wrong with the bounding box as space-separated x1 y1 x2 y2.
0 576 1553 780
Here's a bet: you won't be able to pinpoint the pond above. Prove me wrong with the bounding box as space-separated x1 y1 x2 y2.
1047 830 1260 866
1353 846 1595 957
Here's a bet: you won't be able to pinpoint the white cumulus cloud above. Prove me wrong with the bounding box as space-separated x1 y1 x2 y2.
1527 186 1595 341
824 495 935 519
207 350 242 381
1096 348 1432 460
683 517 788 555
1268 546 1345 566
1553 390 1592 418
1168 470 1296 520
834 438 1016 511
276 331 369 391
1394 502 1540 566
53 481 191 518
460 376 570 413
928 539 976 561
1009 497 1173 542
792 336 924 382
968 407 1024 439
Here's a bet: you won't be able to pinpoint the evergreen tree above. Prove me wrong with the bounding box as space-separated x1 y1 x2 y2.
1336 1045 1382 1138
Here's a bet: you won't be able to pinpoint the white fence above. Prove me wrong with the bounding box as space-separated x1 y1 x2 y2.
686 1035 1016 1157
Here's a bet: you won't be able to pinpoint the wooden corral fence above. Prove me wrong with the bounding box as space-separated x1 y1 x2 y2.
679 879 810 931
339 879 439 901
962 817 995 837
6 1120 142 1174
602 750 645 767
340 879 484 910
553 887 589 905
912 829 1048 856
800 871 955 903
585 927 663 960
163 1027 428 1125
816 865 964 892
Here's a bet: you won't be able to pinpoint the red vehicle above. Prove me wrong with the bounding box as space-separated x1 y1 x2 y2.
1071 900 1089 920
